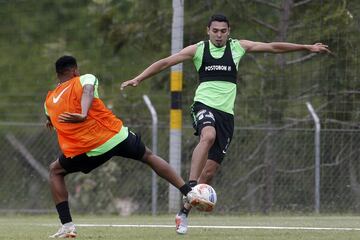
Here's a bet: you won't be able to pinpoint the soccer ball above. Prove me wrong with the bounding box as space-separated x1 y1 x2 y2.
192 184 217 212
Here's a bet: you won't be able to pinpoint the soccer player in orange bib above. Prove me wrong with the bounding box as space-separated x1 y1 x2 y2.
45 56 209 238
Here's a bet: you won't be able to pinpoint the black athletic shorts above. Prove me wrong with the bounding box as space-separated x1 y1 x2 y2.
59 130 146 174
191 101 234 164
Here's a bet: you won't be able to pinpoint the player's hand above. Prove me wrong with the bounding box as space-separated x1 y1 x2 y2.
58 112 87 123
308 43 331 53
120 79 140 90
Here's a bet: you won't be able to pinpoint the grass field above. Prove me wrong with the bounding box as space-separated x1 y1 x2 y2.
1 214 360 239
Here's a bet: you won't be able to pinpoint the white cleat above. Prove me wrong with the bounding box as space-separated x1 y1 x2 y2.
175 212 188 234
49 222 77 238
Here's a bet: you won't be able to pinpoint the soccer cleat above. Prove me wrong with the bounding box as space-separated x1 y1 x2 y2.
49 223 77 238
186 188 215 212
175 212 188 234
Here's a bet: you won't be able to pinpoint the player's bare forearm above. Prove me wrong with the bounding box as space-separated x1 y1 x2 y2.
268 42 309 53
121 59 169 90
80 84 94 117
58 112 87 123
121 44 196 90
241 40 330 53
266 42 330 53
136 59 169 83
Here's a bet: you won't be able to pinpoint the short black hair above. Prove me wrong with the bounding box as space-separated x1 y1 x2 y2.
208 14 230 28
55 55 77 74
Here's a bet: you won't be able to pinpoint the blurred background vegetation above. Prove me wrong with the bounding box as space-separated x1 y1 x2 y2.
1 0 358 127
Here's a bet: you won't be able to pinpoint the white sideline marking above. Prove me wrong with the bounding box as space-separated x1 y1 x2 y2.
39 223 360 231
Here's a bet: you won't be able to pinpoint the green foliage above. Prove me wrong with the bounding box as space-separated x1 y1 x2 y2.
94 0 172 52
1 0 359 126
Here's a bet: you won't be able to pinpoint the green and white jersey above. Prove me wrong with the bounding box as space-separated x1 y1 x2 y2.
193 38 245 115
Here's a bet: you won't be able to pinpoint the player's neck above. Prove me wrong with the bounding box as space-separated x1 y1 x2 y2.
58 74 76 84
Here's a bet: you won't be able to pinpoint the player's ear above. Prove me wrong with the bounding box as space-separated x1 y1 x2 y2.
72 67 80 77
207 27 210 35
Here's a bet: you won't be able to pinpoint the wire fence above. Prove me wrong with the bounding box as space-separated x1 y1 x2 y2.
1 120 360 215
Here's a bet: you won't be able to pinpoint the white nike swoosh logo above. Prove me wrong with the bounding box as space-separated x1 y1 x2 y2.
52 86 70 103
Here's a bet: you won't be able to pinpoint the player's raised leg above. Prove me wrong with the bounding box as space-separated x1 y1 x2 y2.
141 146 214 207
141 147 192 195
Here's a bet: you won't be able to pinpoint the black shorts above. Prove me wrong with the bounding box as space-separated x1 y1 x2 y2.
59 130 146 174
191 101 234 164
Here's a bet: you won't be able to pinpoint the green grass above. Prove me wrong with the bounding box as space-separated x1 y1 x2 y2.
1 214 360 239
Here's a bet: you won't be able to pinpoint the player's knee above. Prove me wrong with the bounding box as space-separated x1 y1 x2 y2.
49 160 64 178
49 161 56 173
200 132 216 146
200 127 216 145
200 163 219 184
49 162 57 181
201 170 215 184
141 148 153 163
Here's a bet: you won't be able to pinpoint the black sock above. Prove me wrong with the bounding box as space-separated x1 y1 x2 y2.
180 206 191 216
188 180 198 188
56 201 72 224
179 183 192 196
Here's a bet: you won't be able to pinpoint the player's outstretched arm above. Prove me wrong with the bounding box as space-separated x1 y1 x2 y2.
120 44 197 90
239 40 331 54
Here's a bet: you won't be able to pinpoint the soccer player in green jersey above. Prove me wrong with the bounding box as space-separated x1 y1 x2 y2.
121 14 330 234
